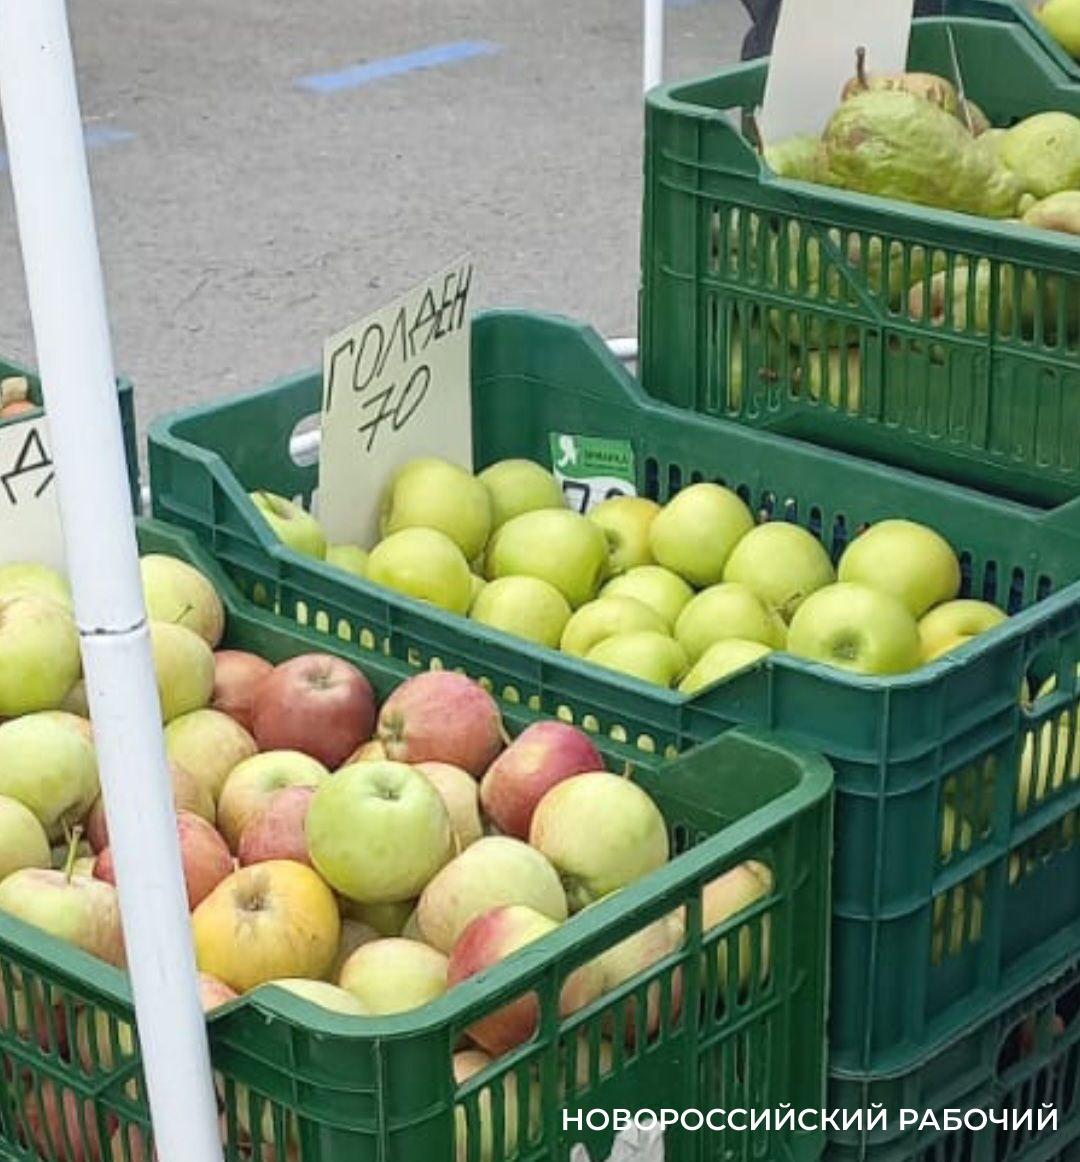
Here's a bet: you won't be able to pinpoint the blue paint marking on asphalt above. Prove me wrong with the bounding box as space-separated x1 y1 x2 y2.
295 39 502 93
0 125 134 172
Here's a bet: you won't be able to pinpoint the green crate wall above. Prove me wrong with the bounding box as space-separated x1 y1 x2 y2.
970 0 1080 81
0 520 833 1162
639 15 1080 508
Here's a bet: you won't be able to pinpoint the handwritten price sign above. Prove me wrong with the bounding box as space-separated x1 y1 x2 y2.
318 258 474 546
0 415 65 569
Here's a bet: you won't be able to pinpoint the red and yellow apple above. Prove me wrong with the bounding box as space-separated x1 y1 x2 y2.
338 937 448 1014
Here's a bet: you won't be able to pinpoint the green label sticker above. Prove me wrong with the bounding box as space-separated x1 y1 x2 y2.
549 433 636 514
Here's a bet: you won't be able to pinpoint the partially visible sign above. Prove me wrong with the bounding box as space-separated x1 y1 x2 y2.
318 258 474 546
549 434 636 514
0 414 65 569
759 0 915 142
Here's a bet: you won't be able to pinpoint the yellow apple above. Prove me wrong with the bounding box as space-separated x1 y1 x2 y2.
150 621 216 723
0 794 51 881
649 484 754 587
367 527 473 615
838 519 960 617
585 631 688 687
0 562 72 610
600 565 694 629
338 937 448 1014
674 582 786 664
678 639 773 695
588 496 661 575
918 599 1006 663
702 861 773 992
261 978 367 1014
380 456 492 562
469 576 572 648
722 522 836 622
250 491 327 559
559 595 668 658
478 459 565 530
485 509 608 609
1036 0 1080 58
165 708 258 803
0 593 81 717
325 544 370 578
140 554 225 647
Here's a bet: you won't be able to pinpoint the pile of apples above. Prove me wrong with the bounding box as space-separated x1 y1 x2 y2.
251 457 1009 689
0 552 772 1161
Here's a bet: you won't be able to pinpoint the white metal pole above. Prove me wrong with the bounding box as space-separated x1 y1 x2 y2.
643 0 665 92
0 4 223 1161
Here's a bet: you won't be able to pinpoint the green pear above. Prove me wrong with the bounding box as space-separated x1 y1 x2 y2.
763 135 824 181
380 457 491 562
600 566 694 630
560 595 668 658
722 522 836 622
588 496 660 575
585 632 687 688
674 584 786 665
326 544 369 578
678 639 772 695
840 48 959 115
649 484 754 588
485 510 608 609
999 112 1080 199
478 459 565 531
1035 0 1080 59
367 528 472 615
469 576 572 648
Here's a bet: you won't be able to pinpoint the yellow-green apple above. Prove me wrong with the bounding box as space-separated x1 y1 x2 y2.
702 861 773 991
95 811 232 910
600 566 694 630
0 712 98 840
251 654 376 769
648 484 754 587
0 794 50 881
469 576 572 648
367 527 473 615
417 836 567 953
0 856 124 967
210 650 273 733
918 599 1007 663
837 519 960 617
325 544 369 578
377 671 505 775
343 898 415 936
589 496 661 575
140 554 225 648
478 459 565 531
238 785 315 867
332 918 381 978
721 522 836 622
529 773 669 911
261 978 367 1014
416 761 483 850
674 583 786 663
454 1048 541 1162
165 708 258 804
343 739 387 765
0 593 81 716
86 760 214 854
0 562 72 609
380 456 492 562
217 751 328 852
592 911 684 1047
678 639 773 695
150 621 215 723
787 582 921 675
1035 0 1080 57
250 491 327 559
307 761 451 904
480 722 604 840
560 595 668 658
485 509 608 609
585 631 687 687
448 905 603 1056
192 860 340 992
338 937 448 1014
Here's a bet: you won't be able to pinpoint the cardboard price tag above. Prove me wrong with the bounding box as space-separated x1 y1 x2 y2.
0 414 65 570
318 258 474 547
760 0 915 142
549 434 637 514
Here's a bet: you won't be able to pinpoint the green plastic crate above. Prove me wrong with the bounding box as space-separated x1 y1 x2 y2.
0 520 833 1162
0 354 140 512
826 959 1080 1161
975 0 1080 82
639 15 1080 508
148 308 1080 1077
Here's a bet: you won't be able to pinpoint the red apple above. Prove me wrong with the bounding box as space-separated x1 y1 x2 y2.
198 972 238 1011
377 671 505 776
19 1077 111 1162
252 654 376 769
85 761 215 853
211 650 273 733
592 912 684 1047
94 811 232 910
238 786 315 867
448 905 602 1057
480 722 603 839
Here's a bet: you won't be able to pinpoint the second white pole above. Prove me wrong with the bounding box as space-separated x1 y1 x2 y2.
643 0 665 92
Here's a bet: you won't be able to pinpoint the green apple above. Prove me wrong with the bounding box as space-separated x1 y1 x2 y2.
1036 0 1080 57
0 594 81 717
250 491 327 559
649 484 754 588
560 595 668 658
600 565 694 630
585 631 687 688
787 582 921 675
343 898 416 937
918 599 1006 663
485 509 608 609
140 554 225 647
326 544 369 578
678 639 773 695
478 459 565 530
380 457 491 562
588 496 661 576
0 795 51 881
0 713 98 841
722 522 836 622
0 563 72 611
838 519 960 617
150 621 215 723
367 528 472 615
469 576 571 648
307 761 452 904
674 583 786 664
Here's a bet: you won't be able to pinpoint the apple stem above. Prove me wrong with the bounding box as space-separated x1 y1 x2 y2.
63 824 84 883
620 761 634 780
855 45 869 90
